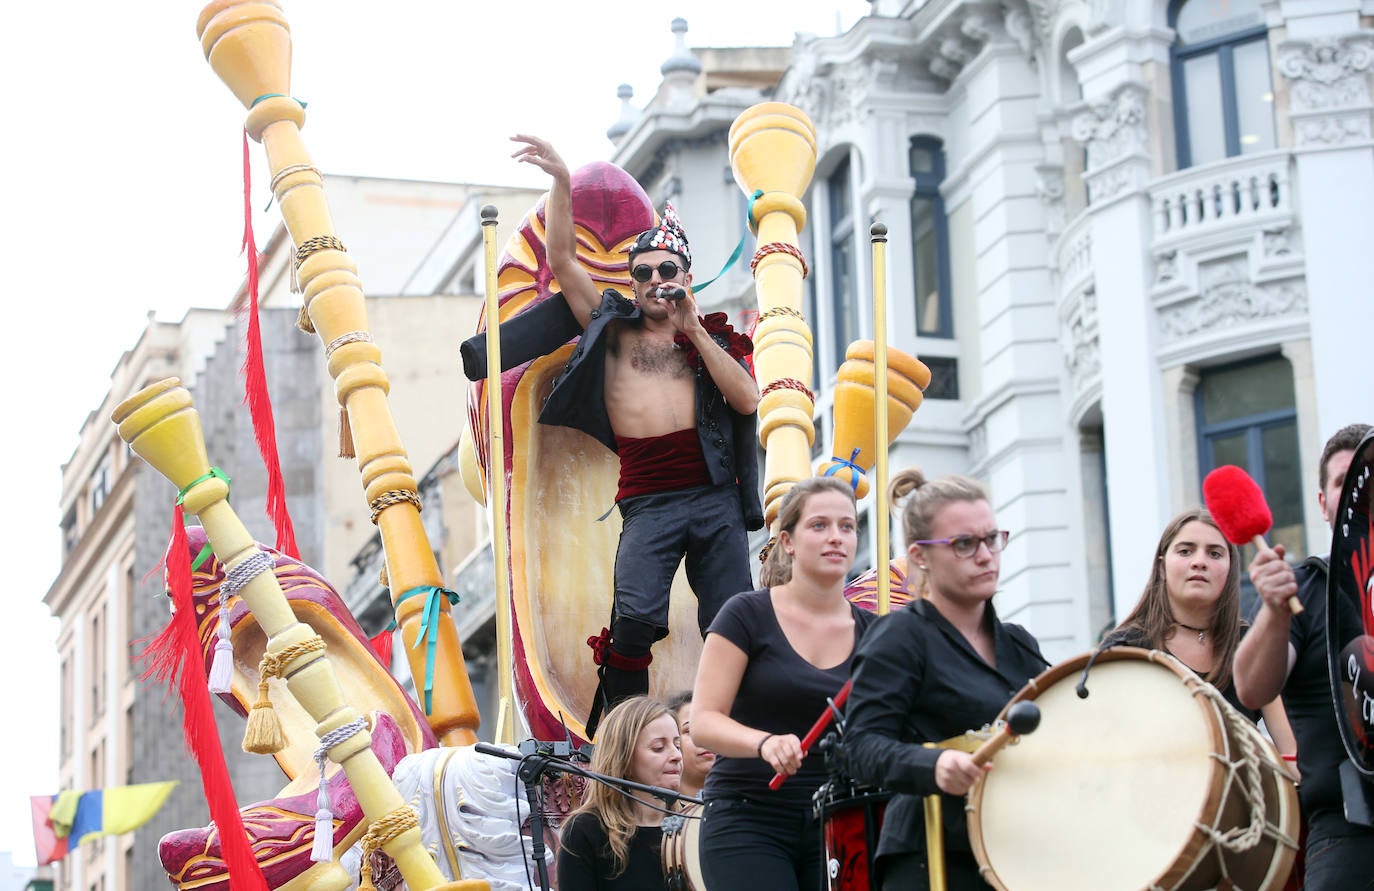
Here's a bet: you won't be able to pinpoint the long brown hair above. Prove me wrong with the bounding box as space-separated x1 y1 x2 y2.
563 696 673 875
1115 508 1243 690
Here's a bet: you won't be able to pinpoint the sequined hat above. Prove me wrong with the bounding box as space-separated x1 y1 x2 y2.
628 201 691 269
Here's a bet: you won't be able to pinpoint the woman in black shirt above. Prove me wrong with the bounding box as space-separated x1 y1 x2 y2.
691 476 877 891
557 696 683 891
843 468 1048 890
1104 508 1295 748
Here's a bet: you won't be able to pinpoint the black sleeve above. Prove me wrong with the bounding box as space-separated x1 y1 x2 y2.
555 813 603 891
458 291 583 380
841 612 942 795
706 591 759 653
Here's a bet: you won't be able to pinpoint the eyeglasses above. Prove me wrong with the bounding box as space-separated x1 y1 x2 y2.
913 530 1010 559
630 260 683 283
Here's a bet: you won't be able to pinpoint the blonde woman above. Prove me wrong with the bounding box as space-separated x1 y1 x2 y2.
556 696 682 890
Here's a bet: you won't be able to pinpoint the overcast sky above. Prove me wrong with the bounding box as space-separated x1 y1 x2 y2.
0 0 868 868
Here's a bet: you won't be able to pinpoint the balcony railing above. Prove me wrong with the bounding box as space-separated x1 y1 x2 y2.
1151 151 1293 242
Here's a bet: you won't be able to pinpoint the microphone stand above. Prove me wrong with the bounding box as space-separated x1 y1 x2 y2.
474 742 703 891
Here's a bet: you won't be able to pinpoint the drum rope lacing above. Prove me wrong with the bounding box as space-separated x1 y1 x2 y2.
1147 678 1295 891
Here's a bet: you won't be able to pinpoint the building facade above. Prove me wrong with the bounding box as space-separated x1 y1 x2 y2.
612 0 1373 661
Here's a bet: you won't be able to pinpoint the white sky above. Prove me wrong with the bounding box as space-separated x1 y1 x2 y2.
0 0 868 868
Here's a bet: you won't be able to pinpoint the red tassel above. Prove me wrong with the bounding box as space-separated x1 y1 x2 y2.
139 506 268 890
368 628 394 668
240 127 300 559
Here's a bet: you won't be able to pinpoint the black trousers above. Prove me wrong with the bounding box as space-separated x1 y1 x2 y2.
700 798 823 891
613 484 751 635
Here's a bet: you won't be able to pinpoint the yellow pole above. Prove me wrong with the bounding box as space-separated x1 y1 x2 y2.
481 206 515 745
195 0 479 746
922 744 948 891
871 223 892 618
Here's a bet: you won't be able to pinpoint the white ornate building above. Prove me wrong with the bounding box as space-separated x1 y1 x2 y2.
614 1 1374 659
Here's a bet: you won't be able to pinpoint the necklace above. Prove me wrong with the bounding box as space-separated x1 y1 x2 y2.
1176 621 1207 643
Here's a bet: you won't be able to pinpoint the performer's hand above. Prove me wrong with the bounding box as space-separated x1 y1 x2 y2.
760 733 804 777
666 287 701 334
1249 544 1298 616
511 134 570 181
934 750 991 796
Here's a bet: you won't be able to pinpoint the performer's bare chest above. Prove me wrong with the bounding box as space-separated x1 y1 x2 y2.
604 328 696 437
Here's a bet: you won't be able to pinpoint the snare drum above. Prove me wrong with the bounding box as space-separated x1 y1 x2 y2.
816 783 889 891
662 803 706 891
967 647 1300 891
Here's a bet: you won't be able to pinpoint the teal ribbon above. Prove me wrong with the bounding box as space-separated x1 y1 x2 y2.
250 93 308 109
691 190 764 294
176 468 230 572
397 585 461 714
823 447 865 493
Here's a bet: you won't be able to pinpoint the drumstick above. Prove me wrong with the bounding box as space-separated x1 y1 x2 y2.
969 702 1041 767
768 679 851 790
1202 465 1303 615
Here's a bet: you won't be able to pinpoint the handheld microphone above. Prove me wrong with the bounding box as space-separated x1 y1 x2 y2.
653 285 687 302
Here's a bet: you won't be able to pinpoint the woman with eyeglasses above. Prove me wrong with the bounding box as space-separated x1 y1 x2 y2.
841 468 1049 890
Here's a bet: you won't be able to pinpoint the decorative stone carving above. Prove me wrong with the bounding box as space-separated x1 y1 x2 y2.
1277 36 1374 147
1278 37 1374 110
1158 260 1308 340
1262 228 1293 259
1063 287 1102 394
1154 251 1178 286
960 12 994 45
930 55 963 81
1037 165 1067 233
1072 83 1149 169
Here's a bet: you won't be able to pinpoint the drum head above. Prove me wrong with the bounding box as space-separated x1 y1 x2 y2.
969 650 1223 891
1328 429 1374 778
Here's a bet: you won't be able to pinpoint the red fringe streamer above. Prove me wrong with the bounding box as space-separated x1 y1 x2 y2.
240 127 300 559
139 506 268 890
368 628 394 668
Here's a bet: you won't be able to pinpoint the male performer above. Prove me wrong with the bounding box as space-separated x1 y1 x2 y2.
461 136 761 738
1235 423 1374 889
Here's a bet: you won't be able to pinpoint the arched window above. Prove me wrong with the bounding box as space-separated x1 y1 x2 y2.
1171 0 1276 168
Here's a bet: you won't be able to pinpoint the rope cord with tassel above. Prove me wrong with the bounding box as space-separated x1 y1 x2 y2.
207 549 274 694
309 717 369 863
242 635 326 755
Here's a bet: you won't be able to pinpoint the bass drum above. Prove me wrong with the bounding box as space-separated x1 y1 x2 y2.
662 803 706 891
967 647 1300 891
1327 427 1374 778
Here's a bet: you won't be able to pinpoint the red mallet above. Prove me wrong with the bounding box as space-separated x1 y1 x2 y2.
1202 465 1303 615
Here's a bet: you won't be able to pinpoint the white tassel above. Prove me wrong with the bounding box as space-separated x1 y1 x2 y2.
311 752 334 862
207 604 233 694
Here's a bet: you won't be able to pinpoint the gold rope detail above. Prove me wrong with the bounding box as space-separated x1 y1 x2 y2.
758 306 804 321
295 235 347 269
358 807 422 891
369 489 422 525
242 636 327 754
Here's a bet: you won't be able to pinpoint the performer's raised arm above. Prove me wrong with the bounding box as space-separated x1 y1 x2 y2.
511 134 602 326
